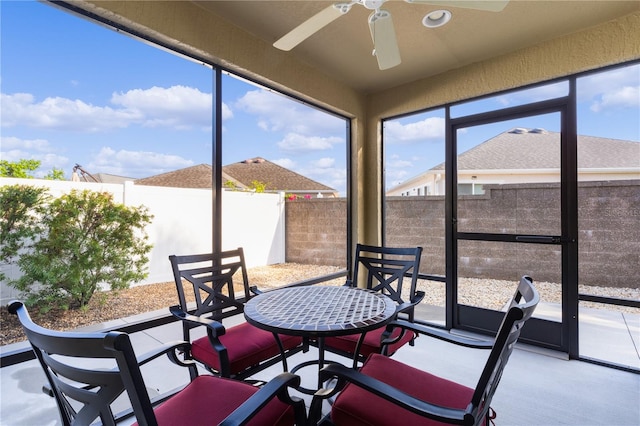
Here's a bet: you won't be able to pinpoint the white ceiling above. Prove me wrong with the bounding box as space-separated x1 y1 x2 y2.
193 1 639 93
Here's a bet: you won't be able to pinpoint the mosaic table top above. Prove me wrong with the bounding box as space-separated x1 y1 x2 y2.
244 286 397 337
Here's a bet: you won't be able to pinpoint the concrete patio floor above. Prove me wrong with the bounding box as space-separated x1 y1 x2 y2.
1 304 638 425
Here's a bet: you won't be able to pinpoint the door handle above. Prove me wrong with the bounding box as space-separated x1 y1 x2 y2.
515 235 560 244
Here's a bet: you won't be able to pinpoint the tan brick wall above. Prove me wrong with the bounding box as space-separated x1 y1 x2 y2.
285 180 639 288
285 198 348 268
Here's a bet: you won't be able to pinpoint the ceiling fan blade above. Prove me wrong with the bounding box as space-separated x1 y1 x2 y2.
274 3 352 51
405 0 509 12
369 10 401 70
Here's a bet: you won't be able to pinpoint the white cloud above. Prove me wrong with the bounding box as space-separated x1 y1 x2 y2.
235 89 344 136
388 158 413 168
272 158 296 169
1 135 52 152
1 85 226 132
590 86 640 113
1 93 137 132
312 157 335 168
111 85 221 129
0 148 31 162
386 169 411 186
298 160 346 195
495 81 567 106
384 117 445 143
277 133 342 152
88 147 194 177
271 156 345 195
579 64 639 99
0 136 70 176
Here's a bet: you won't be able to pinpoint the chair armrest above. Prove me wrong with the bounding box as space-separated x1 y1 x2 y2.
382 319 494 350
314 364 468 424
136 341 192 366
219 372 307 426
395 290 425 315
45 341 200 398
169 305 226 337
249 285 263 295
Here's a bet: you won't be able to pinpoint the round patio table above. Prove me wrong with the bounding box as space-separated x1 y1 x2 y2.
244 285 396 393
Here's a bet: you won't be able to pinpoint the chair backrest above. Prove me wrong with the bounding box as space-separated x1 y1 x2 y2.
349 244 422 307
8 300 162 426
169 247 251 321
468 275 539 425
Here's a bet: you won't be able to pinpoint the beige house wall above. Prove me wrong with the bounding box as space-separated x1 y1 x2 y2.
388 169 640 197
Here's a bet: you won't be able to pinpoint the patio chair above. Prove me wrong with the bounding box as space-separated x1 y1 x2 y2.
323 244 424 366
169 248 304 380
8 300 307 426
309 275 539 426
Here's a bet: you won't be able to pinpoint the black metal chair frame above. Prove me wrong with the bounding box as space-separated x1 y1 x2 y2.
169 248 306 380
8 300 307 426
310 275 540 425
323 244 424 366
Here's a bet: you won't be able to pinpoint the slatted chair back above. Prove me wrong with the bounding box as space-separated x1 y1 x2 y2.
311 275 540 426
169 248 251 321
350 244 423 319
8 300 171 426
468 275 539 423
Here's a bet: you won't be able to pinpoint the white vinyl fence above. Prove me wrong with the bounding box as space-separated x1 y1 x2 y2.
0 178 285 305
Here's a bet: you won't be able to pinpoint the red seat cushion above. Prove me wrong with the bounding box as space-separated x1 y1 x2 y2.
324 325 415 358
137 375 294 426
191 322 302 374
331 353 478 426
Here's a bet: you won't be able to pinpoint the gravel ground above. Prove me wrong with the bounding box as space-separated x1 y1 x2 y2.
419 277 640 313
0 263 343 346
1 264 637 346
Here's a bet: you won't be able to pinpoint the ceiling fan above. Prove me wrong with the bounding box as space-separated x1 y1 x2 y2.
273 0 509 70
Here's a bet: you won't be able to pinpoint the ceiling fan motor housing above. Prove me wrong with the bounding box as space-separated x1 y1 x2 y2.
362 0 387 10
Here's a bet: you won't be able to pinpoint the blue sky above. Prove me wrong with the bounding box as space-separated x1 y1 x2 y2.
384 70 640 187
1 1 639 195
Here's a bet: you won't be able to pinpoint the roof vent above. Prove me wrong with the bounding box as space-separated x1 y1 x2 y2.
529 128 547 134
242 157 266 164
509 128 528 134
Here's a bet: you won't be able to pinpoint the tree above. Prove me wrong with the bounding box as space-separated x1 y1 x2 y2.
223 180 239 190
44 167 65 180
249 180 268 193
0 159 41 178
0 159 66 180
9 189 154 309
0 185 50 282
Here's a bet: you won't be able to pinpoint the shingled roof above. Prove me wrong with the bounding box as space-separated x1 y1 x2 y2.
135 158 337 196
222 157 336 194
387 128 639 196
135 164 215 188
430 128 640 171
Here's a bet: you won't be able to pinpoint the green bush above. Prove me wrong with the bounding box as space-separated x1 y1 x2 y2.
0 185 50 280
3 187 153 309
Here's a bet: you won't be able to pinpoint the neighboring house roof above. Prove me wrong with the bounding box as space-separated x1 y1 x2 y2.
430 128 640 171
222 157 336 194
134 158 338 195
134 164 214 188
388 128 639 195
92 173 135 184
